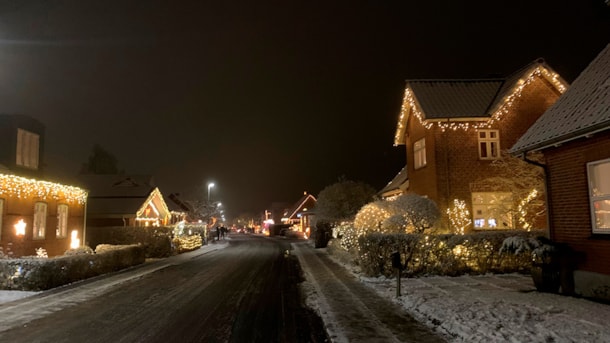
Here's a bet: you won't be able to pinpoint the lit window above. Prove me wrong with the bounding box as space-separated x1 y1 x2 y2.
588 159 610 233
472 192 513 229
413 138 426 169
57 204 69 238
16 129 40 169
33 202 47 239
478 130 500 160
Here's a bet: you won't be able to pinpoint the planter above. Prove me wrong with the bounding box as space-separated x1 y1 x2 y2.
531 262 560 293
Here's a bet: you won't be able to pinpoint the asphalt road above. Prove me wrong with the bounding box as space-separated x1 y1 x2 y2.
0 235 328 343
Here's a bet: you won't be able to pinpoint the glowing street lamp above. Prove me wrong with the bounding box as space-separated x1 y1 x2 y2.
207 182 215 202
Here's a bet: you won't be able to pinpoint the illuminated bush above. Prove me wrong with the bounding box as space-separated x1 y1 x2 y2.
351 230 540 277
172 235 203 253
447 199 472 235
388 194 440 233
354 201 392 233
342 194 442 252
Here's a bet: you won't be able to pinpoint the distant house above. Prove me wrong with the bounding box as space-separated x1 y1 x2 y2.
282 192 317 234
78 175 170 227
391 59 567 232
378 166 408 199
0 115 87 257
511 44 610 299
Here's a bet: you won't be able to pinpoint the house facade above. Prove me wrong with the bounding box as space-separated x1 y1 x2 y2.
511 44 610 299
0 115 87 257
392 60 567 232
282 192 317 235
78 175 171 228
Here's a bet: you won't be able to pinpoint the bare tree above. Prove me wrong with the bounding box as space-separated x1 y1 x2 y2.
475 151 546 230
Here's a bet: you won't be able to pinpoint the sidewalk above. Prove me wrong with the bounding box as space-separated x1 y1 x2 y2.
293 242 446 343
0 241 229 306
294 242 610 342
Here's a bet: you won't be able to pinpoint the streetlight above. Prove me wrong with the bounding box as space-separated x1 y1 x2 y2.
207 182 215 202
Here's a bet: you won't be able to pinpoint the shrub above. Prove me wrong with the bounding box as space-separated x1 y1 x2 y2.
87 226 173 258
0 244 145 291
172 235 203 253
64 246 94 256
352 230 540 277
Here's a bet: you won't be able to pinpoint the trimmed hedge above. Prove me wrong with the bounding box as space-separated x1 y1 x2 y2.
0 244 145 291
336 230 543 277
87 226 174 258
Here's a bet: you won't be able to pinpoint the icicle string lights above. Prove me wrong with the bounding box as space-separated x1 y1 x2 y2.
0 173 87 204
394 66 567 144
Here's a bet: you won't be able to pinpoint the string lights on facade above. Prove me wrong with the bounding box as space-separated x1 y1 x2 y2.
394 66 568 143
0 173 87 204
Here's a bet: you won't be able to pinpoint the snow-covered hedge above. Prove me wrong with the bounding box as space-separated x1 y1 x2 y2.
351 231 542 277
87 226 174 258
0 244 145 291
172 235 203 253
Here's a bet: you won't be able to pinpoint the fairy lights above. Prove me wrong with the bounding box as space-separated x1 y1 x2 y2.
0 173 87 204
394 65 568 145
447 199 471 235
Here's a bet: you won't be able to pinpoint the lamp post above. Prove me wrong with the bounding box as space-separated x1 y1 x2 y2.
207 182 215 202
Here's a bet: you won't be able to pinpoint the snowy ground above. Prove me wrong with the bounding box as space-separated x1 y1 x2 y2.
323 248 610 343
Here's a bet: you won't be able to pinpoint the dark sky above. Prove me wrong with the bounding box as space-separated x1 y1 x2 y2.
0 1 608 217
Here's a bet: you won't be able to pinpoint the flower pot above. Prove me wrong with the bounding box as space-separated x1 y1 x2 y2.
531 262 560 293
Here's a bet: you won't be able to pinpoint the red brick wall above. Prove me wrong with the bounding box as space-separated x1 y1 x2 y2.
403 76 560 231
405 111 439 202
545 131 610 275
1 196 85 257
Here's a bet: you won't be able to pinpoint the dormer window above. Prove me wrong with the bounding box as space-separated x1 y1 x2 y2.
478 130 500 160
16 128 40 169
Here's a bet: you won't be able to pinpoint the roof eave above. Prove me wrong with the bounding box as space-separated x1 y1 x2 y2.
511 124 610 155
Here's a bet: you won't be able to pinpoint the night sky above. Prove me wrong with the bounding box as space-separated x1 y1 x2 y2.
0 1 608 217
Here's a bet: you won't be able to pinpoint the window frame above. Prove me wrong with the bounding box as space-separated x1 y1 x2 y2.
57 204 69 238
33 202 47 240
413 138 427 169
472 192 514 230
16 128 40 170
477 129 500 160
588 158 610 234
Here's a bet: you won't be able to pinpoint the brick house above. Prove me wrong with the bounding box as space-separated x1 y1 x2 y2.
511 44 610 299
78 175 171 228
282 192 317 234
391 59 567 232
0 115 87 257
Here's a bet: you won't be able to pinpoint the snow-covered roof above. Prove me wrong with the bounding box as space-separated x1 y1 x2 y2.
511 44 610 154
285 193 317 220
406 80 503 119
76 174 155 197
77 174 161 216
394 59 567 145
378 166 409 197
